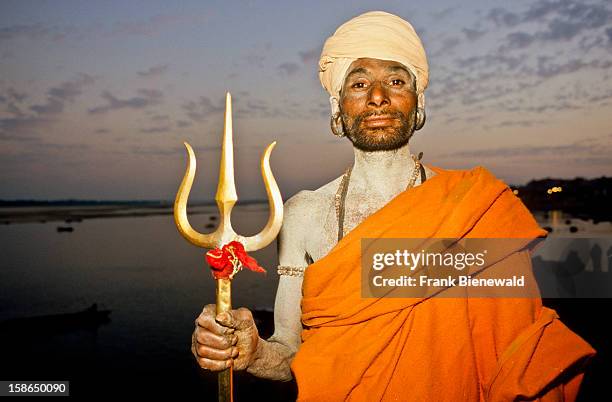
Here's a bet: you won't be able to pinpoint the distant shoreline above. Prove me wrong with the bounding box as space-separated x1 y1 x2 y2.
1 203 611 235
0 201 269 225
0 199 268 207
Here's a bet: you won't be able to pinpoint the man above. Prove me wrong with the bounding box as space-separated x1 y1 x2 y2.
192 11 595 401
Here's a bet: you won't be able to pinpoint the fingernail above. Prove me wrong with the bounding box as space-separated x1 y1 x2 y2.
231 347 238 357
232 335 238 345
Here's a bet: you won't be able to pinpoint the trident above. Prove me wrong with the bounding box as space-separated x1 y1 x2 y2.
174 92 283 402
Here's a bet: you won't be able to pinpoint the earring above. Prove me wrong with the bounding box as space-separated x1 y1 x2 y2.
414 108 426 131
330 113 346 137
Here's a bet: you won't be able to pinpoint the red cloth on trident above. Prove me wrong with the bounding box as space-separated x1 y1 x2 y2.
206 241 266 280
291 165 595 401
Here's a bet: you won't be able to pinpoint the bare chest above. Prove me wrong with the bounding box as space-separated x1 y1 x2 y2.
304 191 389 263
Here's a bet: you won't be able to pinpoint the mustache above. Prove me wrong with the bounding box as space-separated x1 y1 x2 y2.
355 109 407 123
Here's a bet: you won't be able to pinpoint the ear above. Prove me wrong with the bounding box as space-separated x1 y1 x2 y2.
414 93 426 131
329 96 345 137
415 108 426 131
329 96 341 117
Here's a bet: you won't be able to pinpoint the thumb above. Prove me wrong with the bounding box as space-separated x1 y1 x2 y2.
216 309 253 331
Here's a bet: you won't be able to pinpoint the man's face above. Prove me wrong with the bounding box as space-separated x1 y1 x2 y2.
339 58 417 152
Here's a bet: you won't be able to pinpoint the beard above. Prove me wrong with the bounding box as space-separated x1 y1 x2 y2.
341 109 416 152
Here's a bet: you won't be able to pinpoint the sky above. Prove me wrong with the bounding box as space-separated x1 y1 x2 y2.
1 0 611 201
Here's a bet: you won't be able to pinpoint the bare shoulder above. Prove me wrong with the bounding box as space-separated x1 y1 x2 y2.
284 175 343 218
280 176 342 249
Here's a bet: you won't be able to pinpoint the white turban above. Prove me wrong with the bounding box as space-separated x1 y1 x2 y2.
319 11 429 111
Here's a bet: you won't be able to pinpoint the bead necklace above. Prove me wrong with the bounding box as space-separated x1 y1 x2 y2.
334 152 423 242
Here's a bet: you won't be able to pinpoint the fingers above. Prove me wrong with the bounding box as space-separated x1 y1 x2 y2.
192 328 239 371
192 305 239 371
195 344 239 361
196 304 235 336
195 326 237 350
195 356 232 371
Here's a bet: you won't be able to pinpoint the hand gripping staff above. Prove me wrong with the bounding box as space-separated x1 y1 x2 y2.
174 92 283 402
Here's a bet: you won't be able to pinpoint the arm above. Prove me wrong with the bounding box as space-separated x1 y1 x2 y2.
246 191 310 381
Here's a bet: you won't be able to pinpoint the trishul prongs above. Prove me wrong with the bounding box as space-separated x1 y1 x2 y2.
174 92 283 251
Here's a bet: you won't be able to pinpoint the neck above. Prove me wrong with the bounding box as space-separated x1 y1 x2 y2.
350 142 418 199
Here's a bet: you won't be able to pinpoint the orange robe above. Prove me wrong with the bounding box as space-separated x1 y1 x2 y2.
291 165 595 401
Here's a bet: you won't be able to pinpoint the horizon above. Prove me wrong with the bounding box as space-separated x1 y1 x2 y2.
1 172 609 204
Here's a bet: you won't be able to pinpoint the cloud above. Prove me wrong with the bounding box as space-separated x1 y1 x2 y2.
455 53 524 71
521 0 560 22
137 64 169 77
606 27 612 44
150 114 169 122
278 62 299 76
578 34 604 51
245 100 269 113
1 75 94 140
516 57 612 82
95 128 110 134
234 97 310 119
0 87 29 116
176 120 192 128
89 88 163 114
490 1 611 28
441 135 611 159
487 8 520 27
31 142 90 151
0 23 68 42
30 98 64 115
112 13 209 37
299 48 319 64
246 53 266 68
140 126 170 134
430 6 457 20
182 96 225 122
494 1 612 51
535 57 588 78
0 88 40 140
495 119 545 128
242 42 273 69
430 53 528 108
29 73 95 115
541 19 582 41
503 32 535 50
235 99 271 118
431 37 461 57
588 88 612 103
5 88 27 102
437 1 612 112
130 144 221 156
0 116 50 141
462 28 487 41
1 50 15 60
